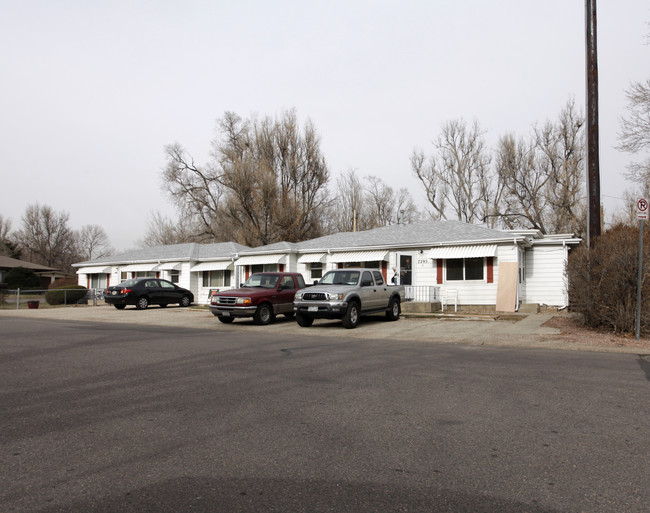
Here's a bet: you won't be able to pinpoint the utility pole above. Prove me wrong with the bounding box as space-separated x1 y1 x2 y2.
586 0 601 247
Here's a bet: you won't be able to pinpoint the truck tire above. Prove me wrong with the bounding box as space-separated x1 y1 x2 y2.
386 297 400 321
342 301 360 329
296 313 314 327
253 303 274 325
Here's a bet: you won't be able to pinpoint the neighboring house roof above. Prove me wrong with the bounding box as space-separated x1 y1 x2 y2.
0 255 59 272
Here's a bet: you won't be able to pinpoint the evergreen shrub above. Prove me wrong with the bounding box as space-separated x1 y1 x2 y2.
5 267 41 290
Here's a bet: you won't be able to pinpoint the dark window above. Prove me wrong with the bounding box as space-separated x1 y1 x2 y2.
372 270 385 285
310 262 323 279
446 258 484 281
446 259 464 281
202 270 231 287
465 258 484 280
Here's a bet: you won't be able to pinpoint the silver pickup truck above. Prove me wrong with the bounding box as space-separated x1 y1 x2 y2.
293 268 405 329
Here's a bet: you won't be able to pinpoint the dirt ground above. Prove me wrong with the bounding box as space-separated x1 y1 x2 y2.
541 314 650 352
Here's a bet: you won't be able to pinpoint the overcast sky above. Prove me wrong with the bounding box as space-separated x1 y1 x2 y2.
1 0 648 251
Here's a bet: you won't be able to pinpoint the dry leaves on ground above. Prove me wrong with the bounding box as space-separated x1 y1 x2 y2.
542 314 650 351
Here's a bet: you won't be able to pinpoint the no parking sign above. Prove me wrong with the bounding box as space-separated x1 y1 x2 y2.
637 198 648 220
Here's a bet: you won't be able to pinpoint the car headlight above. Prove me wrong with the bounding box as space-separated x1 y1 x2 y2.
236 297 252 305
327 292 344 301
295 292 303 300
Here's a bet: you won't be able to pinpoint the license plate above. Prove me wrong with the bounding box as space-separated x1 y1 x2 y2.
308 306 318 312
222 311 230 317
112 291 117 295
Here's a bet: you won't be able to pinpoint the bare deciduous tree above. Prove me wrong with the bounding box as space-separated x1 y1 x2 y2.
330 169 368 232
365 175 396 227
162 142 223 241
77 225 112 260
140 212 201 247
494 100 586 235
618 78 650 189
0 215 21 258
536 100 586 234
16 204 78 270
329 170 421 232
412 119 492 223
162 109 330 246
395 187 422 224
494 134 547 230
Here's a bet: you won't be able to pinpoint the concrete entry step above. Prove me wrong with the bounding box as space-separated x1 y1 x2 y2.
518 303 540 314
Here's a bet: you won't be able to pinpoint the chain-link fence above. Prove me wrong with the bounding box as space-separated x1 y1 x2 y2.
0 288 105 309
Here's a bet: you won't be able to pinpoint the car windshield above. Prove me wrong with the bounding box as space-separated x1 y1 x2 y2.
243 273 280 289
319 270 360 286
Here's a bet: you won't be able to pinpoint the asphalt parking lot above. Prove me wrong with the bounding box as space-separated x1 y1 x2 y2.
0 303 643 353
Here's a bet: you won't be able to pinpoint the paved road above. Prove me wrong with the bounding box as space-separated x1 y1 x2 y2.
1 315 649 512
0 303 644 353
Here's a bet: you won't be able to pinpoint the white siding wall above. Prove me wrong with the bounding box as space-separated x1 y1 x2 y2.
522 245 569 307
414 254 436 286
427 244 521 306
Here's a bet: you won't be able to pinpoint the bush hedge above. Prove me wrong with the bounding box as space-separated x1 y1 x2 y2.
45 285 88 305
567 224 650 335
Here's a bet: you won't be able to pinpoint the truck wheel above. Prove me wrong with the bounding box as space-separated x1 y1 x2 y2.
342 301 360 329
386 297 400 321
296 313 314 327
253 303 274 325
218 316 234 324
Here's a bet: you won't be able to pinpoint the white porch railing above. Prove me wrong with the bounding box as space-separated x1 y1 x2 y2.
404 285 440 302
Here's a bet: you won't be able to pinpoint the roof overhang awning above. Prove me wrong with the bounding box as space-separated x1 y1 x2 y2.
298 253 327 264
428 244 497 260
235 254 287 266
120 263 160 272
329 250 389 263
190 261 234 272
158 262 182 271
76 266 111 275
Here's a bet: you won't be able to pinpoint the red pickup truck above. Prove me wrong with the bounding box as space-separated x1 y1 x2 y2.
209 272 306 325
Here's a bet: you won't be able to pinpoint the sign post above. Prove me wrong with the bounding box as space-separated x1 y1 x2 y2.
635 198 647 340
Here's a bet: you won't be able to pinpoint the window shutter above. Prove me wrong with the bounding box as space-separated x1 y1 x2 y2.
487 257 494 283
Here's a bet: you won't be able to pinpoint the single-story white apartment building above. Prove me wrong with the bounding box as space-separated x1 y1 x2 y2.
73 220 581 311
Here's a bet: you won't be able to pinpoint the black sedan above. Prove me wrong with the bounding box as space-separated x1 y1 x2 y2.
104 278 194 310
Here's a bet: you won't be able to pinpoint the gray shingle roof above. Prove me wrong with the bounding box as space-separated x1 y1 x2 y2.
73 242 249 266
74 221 545 266
295 220 519 252
238 241 300 255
